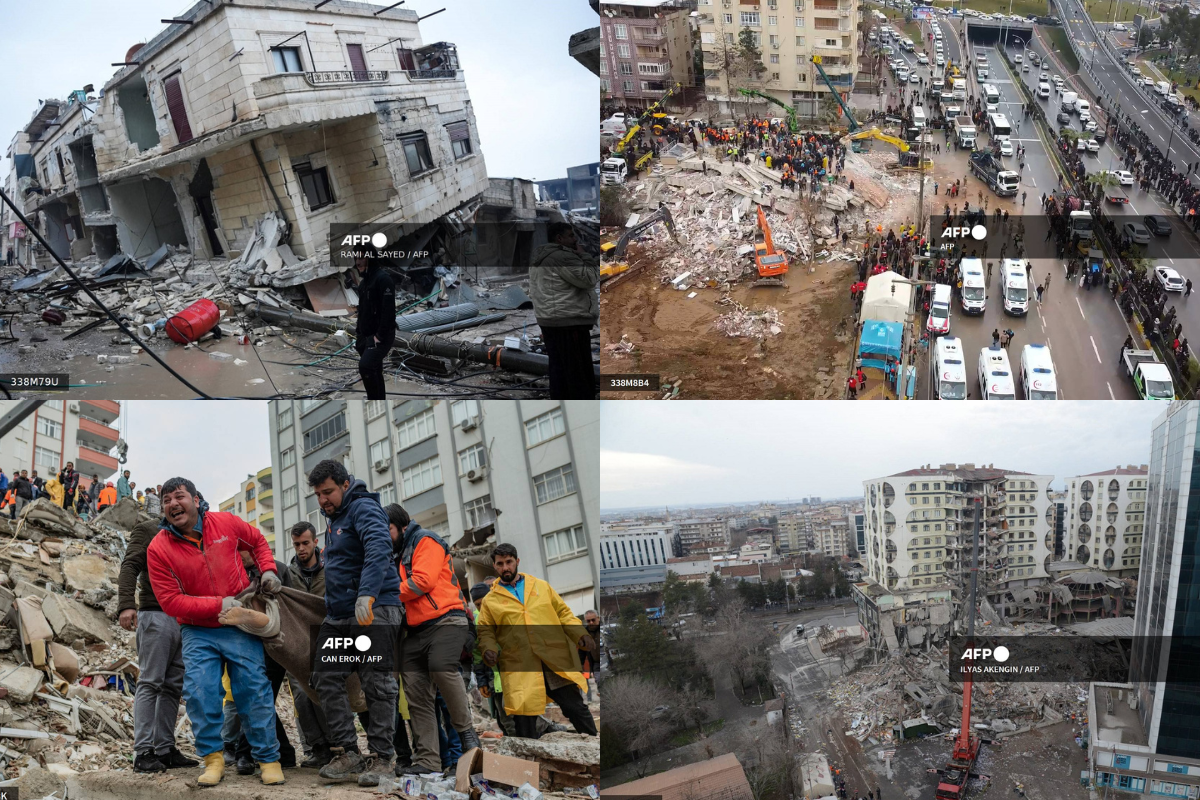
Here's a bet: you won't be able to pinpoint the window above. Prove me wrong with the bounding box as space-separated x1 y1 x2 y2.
623 80 634 93
825 38 838 46
303 412 346 453
35 445 60 473
534 464 577 504
300 398 324 413
447 121 471 158
378 483 396 506
617 43 630 58
702 32 715 44
796 39 806 49
772 71 780 80
525 408 565 446
401 456 442 499
272 47 303 73
769 15 778 24
450 399 480 427
401 133 434 175
37 416 61 439
770 54 779 63
367 400 387 420
397 408 436 449
369 438 389 465
620 62 633 75
1113 754 1131 769
281 447 295 469
796 17 805 27
278 406 293 430
295 163 335 211
544 525 588 564
458 444 487 475
723 13 733 23
614 23 628 39
43 400 63 411
741 11 760 25
282 485 297 508
465 495 493 528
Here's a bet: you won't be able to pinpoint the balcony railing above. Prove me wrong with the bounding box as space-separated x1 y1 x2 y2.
305 70 389 86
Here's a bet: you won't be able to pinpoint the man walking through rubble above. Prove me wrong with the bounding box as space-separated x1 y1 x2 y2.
306 459 402 785
389 502 480 777
352 251 397 401
478 544 598 739
529 222 599 400
58 462 80 517
119 517 196 774
146 477 286 787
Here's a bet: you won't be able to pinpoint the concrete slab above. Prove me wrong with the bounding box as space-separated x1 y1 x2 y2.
0 661 46 703
62 554 116 593
69 765 393 800
41 592 113 644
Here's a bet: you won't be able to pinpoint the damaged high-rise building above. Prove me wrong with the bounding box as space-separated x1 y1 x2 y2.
6 0 498 268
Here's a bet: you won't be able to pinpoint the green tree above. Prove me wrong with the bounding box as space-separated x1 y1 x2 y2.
820 93 843 126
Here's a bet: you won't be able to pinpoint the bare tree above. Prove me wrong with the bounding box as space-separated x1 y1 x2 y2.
731 727 789 800
603 673 672 777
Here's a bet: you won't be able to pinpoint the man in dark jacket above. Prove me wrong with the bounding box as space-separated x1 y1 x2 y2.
283 521 335 768
307 459 402 785
12 470 32 517
529 223 599 399
353 252 396 401
58 462 80 515
118 518 197 773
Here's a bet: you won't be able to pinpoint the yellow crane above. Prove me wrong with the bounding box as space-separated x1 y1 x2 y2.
614 82 681 154
847 127 910 152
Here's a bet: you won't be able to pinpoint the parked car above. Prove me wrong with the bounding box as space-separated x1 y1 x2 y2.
1145 214 1173 236
1122 221 1151 245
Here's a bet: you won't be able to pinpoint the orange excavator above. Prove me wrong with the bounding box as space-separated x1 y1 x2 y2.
753 205 789 288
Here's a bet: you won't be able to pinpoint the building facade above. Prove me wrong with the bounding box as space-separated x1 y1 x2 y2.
1089 403 1200 795
267 399 598 614
0 400 121 493
675 516 730 553
1063 467 1147 579
848 509 866 556
600 0 696 108
6 0 488 269
536 162 601 215
218 466 276 550
599 522 678 569
696 0 859 117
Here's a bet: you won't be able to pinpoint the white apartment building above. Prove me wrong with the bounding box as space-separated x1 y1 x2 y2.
218 466 276 551
675 516 730 553
1064 467 1147 579
696 0 860 118
863 465 1055 616
0 400 122 493
778 513 812 553
599 522 677 569
268 399 598 615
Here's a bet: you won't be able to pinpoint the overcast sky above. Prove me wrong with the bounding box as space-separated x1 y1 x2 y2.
600 402 1168 510
0 0 597 184
121 401 271 508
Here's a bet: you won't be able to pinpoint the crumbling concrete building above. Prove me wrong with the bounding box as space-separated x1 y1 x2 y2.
851 581 952 657
7 0 489 267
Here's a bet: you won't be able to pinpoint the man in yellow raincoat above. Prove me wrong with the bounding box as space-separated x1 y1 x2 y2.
44 476 64 508
476 544 597 739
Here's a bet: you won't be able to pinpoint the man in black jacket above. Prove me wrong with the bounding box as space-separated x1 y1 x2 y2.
58 462 80 515
12 470 32 517
353 252 396 400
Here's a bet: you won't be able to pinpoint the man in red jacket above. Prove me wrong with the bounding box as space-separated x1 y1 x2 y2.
146 477 286 788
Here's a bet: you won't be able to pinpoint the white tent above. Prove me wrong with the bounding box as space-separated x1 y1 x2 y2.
861 270 912 325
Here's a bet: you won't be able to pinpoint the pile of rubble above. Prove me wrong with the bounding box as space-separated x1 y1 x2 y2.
713 297 782 339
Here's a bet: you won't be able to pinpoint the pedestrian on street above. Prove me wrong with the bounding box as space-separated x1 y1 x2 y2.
847 376 858 398
1045 272 1051 291
1188 278 1194 297
1037 284 1044 302
992 328 1001 347
353 249 397 401
856 367 867 391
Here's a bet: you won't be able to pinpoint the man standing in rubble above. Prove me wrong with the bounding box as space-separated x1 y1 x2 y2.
12 470 32 517
146 477 286 787
58 462 80 517
352 250 396 401
306 459 402 785
478 544 598 739
118 469 133 501
529 222 599 400
119 517 197 774
389 502 480 777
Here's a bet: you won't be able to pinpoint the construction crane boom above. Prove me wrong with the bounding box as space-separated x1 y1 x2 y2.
735 88 799 133
810 56 859 132
848 127 910 152
614 82 682 154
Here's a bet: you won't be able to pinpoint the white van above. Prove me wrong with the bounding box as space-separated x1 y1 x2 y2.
1037 82 1051 99
1000 258 1029 316
926 283 952 335
1077 99 1091 117
913 106 928 129
1156 80 1171 96
978 347 1017 400
601 157 628 185
958 257 986 314
1020 343 1059 399
933 336 968 400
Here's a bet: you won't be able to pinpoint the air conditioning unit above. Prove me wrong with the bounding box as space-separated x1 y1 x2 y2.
460 417 479 432
467 466 489 483
373 459 389 473
772 42 779 48
68 402 80 414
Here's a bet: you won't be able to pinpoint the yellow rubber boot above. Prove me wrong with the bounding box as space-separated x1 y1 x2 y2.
260 761 285 785
197 752 225 786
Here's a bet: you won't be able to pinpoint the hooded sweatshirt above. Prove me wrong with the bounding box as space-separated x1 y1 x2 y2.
319 477 400 619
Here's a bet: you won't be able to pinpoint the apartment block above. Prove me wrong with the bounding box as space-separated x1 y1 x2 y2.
848 509 865 556
218 466 276 550
599 522 679 569
268 399 598 615
862 464 1055 620
0 400 121 494
696 0 860 117
1063 467 1148 579
675 516 730 554
600 0 696 108
8 0 488 268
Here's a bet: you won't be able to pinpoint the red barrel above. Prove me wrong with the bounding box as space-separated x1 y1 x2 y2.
166 298 221 344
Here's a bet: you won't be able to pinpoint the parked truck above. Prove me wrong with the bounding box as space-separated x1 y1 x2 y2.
1123 349 1176 400
1048 191 1095 242
955 115 977 149
969 151 1019 196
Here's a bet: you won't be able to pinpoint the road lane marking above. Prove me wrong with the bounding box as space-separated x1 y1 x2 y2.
1107 381 1115 399
1076 296 1087 319
1091 335 1102 363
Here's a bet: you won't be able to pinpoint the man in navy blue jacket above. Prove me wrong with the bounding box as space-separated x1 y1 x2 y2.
306 459 402 787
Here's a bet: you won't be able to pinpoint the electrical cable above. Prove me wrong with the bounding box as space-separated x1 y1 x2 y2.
0 186 213 398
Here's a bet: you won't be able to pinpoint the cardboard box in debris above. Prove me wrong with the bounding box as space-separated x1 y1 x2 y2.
0 496 601 799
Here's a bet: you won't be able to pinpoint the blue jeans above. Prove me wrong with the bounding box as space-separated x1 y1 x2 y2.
180 625 279 763
437 694 461 769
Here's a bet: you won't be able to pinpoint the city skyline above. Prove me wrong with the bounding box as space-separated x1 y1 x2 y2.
601 402 1164 508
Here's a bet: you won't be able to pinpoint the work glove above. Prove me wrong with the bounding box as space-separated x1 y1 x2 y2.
355 595 376 625
259 570 282 594
221 596 242 613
